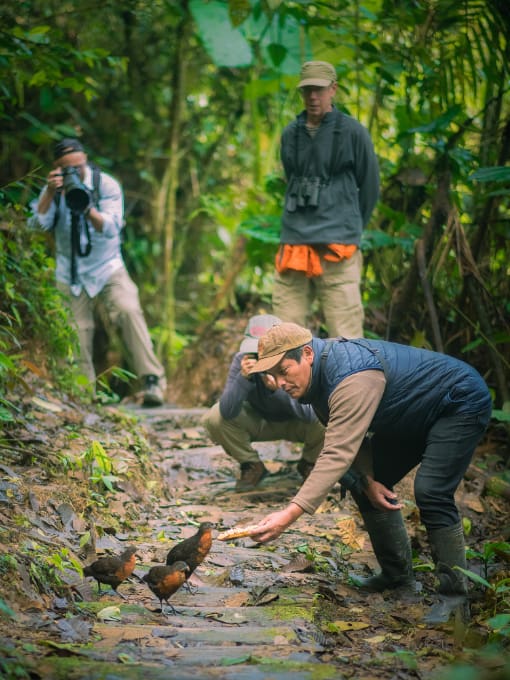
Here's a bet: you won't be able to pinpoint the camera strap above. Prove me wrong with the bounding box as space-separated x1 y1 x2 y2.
70 210 92 285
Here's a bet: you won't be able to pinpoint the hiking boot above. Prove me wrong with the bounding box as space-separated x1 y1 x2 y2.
297 458 315 480
235 461 268 491
424 522 470 624
142 375 164 407
351 509 416 592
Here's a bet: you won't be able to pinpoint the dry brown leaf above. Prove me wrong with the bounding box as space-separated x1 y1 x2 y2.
31 396 63 413
336 517 365 550
224 592 250 607
250 592 279 606
281 555 313 573
463 494 485 513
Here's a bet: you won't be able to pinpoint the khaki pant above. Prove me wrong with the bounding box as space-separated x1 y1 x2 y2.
272 250 364 338
58 268 165 385
202 401 325 465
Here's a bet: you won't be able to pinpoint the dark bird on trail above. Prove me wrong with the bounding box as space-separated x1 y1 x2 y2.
83 545 137 598
166 522 214 589
142 561 190 614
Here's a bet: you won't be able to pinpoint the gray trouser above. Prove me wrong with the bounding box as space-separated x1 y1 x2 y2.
202 401 325 465
58 267 165 385
272 250 364 338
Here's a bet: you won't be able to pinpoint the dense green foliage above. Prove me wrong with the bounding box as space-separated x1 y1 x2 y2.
0 214 83 413
0 0 509 408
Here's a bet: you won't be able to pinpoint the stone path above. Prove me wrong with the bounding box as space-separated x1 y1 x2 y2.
37 405 452 679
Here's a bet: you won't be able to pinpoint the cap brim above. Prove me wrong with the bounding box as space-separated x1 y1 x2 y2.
239 337 258 354
248 351 286 374
298 78 332 88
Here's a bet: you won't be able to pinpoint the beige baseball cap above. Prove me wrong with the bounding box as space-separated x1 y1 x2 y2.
248 322 313 373
298 61 337 88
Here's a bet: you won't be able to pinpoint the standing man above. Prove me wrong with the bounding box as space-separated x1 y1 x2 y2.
30 138 166 406
202 314 325 491
247 322 492 623
273 61 380 338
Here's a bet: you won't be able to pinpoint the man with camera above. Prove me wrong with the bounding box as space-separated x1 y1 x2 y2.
272 61 380 338
202 314 326 491
31 138 166 406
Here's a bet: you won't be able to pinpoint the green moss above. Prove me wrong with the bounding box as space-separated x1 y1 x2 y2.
266 604 315 622
244 657 340 679
35 657 172 680
75 601 152 619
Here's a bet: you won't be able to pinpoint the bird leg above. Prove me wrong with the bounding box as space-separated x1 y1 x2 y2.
183 581 198 594
162 601 180 616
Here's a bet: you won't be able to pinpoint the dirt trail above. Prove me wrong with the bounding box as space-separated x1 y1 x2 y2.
14 404 494 680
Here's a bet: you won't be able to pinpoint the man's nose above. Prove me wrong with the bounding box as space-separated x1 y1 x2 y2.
275 375 286 389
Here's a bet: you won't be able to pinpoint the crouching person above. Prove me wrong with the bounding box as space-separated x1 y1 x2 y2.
247 322 492 623
202 315 325 492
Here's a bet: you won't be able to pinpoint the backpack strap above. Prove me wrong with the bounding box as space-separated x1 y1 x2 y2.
340 338 389 376
320 338 336 368
311 339 337 425
89 163 101 207
329 110 343 176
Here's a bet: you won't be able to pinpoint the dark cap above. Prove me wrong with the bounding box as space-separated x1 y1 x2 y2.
248 322 313 373
53 138 85 161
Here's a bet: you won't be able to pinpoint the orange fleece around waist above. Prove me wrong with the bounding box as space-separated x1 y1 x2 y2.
275 243 357 277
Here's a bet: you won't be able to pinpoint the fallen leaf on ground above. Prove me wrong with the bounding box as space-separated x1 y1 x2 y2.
336 517 365 550
328 620 370 632
97 606 121 621
224 592 250 607
31 397 63 413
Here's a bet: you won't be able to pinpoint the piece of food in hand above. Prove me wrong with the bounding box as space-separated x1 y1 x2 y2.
216 524 262 541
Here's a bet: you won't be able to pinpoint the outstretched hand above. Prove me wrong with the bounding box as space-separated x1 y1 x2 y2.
249 504 304 543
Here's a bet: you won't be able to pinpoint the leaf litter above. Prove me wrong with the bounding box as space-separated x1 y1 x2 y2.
0 367 508 679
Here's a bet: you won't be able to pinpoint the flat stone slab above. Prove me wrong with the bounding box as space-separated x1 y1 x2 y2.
123 405 208 428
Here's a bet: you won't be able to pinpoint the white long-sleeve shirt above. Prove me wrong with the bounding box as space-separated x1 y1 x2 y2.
30 165 125 298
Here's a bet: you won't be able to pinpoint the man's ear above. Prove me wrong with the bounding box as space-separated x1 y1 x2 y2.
303 344 314 364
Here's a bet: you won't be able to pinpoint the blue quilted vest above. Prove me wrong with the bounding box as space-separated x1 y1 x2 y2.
301 337 491 440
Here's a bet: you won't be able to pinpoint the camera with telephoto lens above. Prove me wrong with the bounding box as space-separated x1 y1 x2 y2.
62 166 91 212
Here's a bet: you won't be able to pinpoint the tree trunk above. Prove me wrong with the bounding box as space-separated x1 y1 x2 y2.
153 2 190 371
388 163 450 343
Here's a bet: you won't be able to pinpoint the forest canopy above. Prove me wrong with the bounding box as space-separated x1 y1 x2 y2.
1 0 509 411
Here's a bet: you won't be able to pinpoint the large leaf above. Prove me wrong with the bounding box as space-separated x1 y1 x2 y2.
471 166 510 183
190 0 253 67
191 0 304 74
408 105 464 135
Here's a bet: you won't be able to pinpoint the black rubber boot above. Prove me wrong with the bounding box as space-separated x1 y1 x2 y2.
351 510 416 592
424 521 469 624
